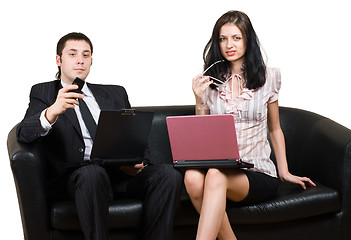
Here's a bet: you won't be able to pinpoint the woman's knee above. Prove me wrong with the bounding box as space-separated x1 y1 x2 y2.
184 170 205 198
204 168 227 189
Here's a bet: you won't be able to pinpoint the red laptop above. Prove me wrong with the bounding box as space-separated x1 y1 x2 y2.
166 114 254 168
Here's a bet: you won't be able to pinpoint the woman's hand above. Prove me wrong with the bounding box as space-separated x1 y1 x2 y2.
279 171 316 190
192 74 212 106
192 74 212 115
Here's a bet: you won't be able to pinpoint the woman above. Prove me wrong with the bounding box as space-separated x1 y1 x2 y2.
185 10 316 240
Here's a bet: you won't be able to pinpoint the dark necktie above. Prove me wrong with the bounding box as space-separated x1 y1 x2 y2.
78 98 97 141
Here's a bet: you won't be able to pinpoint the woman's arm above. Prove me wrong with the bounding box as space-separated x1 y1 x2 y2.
195 105 210 115
192 74 211 115
267 100 316 189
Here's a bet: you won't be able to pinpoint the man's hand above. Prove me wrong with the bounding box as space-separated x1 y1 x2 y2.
119 163 145 176
45 85 83 124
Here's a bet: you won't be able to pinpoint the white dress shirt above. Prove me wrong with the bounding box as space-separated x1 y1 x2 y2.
40 80 101 160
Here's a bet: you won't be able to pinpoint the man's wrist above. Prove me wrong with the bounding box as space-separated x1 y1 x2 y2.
45 106 58 124
40 108 56 133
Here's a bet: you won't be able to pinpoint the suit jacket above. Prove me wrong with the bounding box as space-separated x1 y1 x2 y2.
16 80 131 178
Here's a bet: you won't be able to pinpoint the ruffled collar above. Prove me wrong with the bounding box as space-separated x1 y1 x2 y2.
217 74 254 114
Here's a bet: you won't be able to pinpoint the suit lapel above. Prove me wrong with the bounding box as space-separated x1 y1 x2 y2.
88 83 115 110
64 108 82 137
54 81 82 137
59 83 117 138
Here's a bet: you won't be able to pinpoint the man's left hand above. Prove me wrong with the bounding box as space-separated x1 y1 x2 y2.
119 163 145 176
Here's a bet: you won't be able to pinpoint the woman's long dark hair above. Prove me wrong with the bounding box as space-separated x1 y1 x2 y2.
203 10 266 90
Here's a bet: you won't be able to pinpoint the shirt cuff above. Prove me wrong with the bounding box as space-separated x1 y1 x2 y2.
40 108 56 135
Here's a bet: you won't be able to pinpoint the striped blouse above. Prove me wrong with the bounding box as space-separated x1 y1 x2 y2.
204 67 281 178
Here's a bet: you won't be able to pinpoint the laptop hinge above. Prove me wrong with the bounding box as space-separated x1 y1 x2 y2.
121 109 136 115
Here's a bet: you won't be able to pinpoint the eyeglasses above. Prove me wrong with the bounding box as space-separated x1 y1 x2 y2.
202 60 226 86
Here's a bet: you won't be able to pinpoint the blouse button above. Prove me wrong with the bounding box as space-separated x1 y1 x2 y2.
78 148 84 153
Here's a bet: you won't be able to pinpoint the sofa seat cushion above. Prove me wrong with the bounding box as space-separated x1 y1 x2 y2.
229 182 340 224
51 199 143 230
174 182 340 226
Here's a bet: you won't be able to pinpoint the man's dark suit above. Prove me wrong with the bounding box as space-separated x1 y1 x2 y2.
17 80 131 173
17 80 182 240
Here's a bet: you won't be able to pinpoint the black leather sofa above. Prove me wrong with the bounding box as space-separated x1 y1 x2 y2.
8 105 351 240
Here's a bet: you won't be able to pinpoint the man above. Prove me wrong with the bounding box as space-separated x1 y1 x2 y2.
16 32 182 240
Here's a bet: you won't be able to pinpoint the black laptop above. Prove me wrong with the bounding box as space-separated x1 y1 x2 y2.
90 109 154 166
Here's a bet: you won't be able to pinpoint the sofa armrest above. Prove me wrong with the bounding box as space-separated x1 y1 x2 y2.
302 117 351 235
282 109 351 197
278 107 351 191
279 107 351 236
7 125 51 240
302 118 351 192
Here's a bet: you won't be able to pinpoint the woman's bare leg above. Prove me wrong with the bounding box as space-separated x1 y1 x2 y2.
184 169 206 213
196 169 249 240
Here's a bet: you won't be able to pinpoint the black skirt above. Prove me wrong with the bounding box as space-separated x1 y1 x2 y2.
228 170 279 206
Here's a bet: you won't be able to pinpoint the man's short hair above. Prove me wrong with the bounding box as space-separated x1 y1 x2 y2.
55 32 93 80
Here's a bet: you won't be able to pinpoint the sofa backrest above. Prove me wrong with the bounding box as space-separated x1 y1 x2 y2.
135 105 195 165
276 107 326 173
135 105 331 175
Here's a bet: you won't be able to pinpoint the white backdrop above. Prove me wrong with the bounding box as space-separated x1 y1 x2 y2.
1 0 350 238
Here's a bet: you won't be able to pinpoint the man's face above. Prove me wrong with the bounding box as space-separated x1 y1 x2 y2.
56 40 92 84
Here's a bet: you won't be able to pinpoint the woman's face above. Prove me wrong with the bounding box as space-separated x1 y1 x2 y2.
219 23 246 66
